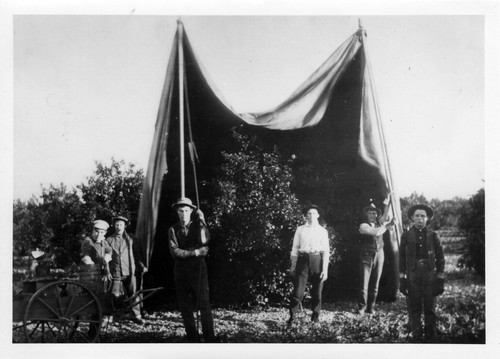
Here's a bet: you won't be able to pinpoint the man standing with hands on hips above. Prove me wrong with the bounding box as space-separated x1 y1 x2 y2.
168 197 214 342
399 204 445 343
288 204 330 325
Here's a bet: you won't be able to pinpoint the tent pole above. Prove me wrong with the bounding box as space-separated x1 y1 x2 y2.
362 33 402 242
184 75 201 208
178 20 186 198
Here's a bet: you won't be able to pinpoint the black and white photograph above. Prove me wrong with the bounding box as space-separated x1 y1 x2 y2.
1 1 497 358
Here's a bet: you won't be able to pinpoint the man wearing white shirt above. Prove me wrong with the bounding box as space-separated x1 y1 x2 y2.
357 197 394 315
288 205 330 324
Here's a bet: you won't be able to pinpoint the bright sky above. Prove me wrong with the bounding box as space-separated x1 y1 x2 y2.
10 14 486 201
2 0 497 205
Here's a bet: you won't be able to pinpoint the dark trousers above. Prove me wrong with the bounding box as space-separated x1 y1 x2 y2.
112 274 141 318
408 261 437 341
358 248 384 311
289 253 324 317
174 259 214 342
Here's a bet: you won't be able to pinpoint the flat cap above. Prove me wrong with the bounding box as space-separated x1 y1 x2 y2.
112 216 129 224
93 219 110 231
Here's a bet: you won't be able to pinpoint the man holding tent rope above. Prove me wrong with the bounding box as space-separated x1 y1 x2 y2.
356 196 394 316
168 197 215 342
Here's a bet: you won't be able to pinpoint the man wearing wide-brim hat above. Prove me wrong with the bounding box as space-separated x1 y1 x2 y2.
168 197 214 342
106 215 147 324
399 203 445 343
288 204 330 324
356 196 394 316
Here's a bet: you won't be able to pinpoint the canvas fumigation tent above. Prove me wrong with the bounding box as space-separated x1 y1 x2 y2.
136 21 403 300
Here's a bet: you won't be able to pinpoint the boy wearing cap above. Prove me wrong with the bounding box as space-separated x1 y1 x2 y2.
80 220 112 280
399 204 445 342
168 197 214 342
106 216 147 324
288 205 330 324
357 196 394 315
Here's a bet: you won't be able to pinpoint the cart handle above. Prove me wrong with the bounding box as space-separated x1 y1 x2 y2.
119 287 164 311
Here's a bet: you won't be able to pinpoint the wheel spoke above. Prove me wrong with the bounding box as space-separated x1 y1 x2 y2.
45 321 59 340
67 298 97 318
57 294 64 317
24 280 102 343
33 296 61 319
27 322 42 339
64 295 76 317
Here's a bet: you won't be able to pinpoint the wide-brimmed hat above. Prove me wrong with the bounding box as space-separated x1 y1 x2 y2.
363 203 382 217
172 197 197 209
93 219 110 231
302 204 322 216
112 215 129 224
408 204 434 220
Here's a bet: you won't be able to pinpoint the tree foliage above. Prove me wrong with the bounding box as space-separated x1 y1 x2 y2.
78 158 144 231
13 159 144 268
430 197 470 229
458 188 485 278
13 197 52 257
399 192 469 231
204 128 335 305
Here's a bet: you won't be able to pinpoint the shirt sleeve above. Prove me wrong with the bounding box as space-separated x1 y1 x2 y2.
104 242 112 256
80 239 92 260
290 227 301 257
200 222 210 245
399 232 407 275
359 223 387 236
168 227 193 259
103 242 112 263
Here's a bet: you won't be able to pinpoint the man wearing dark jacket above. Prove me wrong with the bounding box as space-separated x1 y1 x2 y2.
106 216 147 324
168 197 214 342
399 204 445 342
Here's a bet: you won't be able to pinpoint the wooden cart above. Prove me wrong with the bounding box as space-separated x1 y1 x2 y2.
13 265 162 343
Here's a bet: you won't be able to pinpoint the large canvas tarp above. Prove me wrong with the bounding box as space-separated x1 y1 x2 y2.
136 23 403 300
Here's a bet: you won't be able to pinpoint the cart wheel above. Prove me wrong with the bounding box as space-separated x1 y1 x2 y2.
23 280 103 343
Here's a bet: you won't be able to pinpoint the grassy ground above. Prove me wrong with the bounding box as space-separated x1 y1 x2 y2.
97 232 485 343
13 232 485 343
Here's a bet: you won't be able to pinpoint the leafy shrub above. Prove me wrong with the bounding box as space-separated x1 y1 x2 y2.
205 128 336 306
458 188 485 278
13 159 144 268
13 184 84 267
78 158 144 231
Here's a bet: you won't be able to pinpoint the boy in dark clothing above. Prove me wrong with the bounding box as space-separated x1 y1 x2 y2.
399 204 445 342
